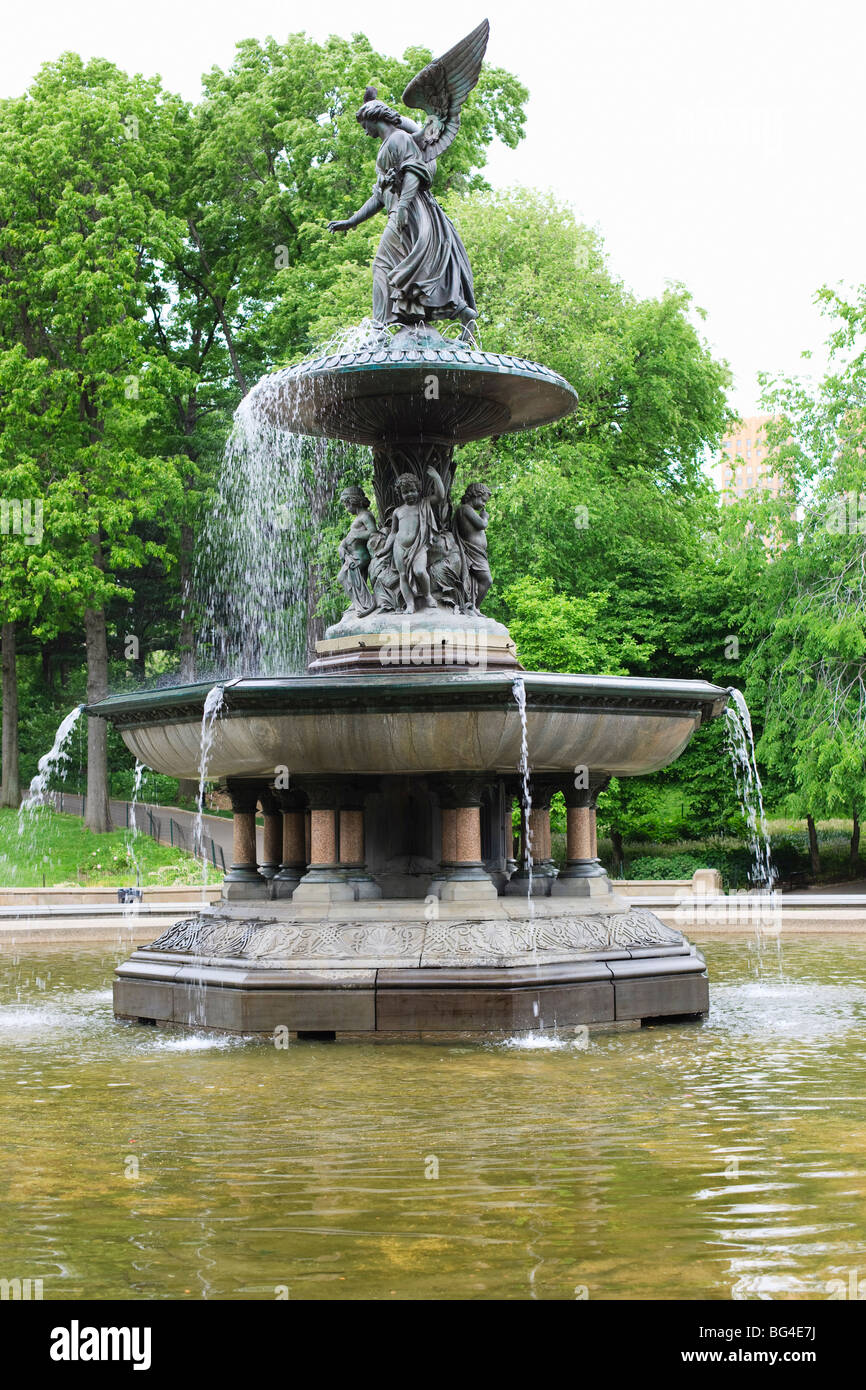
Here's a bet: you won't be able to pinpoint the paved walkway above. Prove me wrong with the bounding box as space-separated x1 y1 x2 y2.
107 800 262 869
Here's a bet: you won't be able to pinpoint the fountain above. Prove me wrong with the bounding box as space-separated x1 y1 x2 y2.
86 20 729 1036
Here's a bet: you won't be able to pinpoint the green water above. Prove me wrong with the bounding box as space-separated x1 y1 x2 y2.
1 938 865 1301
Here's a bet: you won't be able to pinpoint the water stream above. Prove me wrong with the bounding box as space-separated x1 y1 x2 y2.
724 688 775 890
17 704 84 836
512 677 533 902
185 685 227 1026
192 325 373 679
122 760 146 903
193 685 226 871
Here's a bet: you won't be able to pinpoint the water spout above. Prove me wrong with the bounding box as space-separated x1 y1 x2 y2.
512 676 533 902
125 760 146 892
194 685 225 869
18 705 84 835
724 688 775 890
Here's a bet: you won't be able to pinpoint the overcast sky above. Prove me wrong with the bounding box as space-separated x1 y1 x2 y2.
3 0 863 417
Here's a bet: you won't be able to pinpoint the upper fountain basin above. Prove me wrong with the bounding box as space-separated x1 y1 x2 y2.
249 328 578 446
86 672 729 782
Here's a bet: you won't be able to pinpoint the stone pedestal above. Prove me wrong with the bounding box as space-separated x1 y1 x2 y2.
273 791 308 899
551 776 611 897
293 781 354 903
503 780 558 897
435 778 498 902
258 788 282 880
293 779 381 903
114 894 710 1036
338 784 381 900
222 781 269 901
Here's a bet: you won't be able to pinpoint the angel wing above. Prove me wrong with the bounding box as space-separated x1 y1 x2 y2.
401 18 490 163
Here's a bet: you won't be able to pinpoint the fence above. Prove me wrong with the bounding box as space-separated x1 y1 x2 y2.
49 791 226 873
122 802 226 873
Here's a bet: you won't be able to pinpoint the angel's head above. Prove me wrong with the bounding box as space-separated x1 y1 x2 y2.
356 87 403 137
395 472 422 503
462 483 491 507
340 485 371 515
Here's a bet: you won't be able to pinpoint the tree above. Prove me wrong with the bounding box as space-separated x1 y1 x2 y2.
503 576 644 674
443 191 732 691
0 55 188 829
739 285 866 871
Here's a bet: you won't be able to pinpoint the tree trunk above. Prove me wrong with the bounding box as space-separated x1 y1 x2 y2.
1 622 21 807
851 806 861 871
806 814 821 876
610 827 624 877
84 606 112 832
176 522 199 803
41 639 56 690
179 521 196 683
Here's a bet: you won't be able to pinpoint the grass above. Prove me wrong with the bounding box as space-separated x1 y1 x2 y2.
0 807 221 888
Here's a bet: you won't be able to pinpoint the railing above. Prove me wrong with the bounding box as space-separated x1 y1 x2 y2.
48 790 226 873
124 804 226 873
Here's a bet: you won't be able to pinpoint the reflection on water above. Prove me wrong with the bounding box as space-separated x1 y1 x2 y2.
1 939 866 1301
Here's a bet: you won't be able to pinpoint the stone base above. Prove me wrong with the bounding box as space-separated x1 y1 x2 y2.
310 629 519 674
502 872 552 898
550 872 615 899
113 893 710 1037
272 875 302 899
439 878 499 903
222 880 270 902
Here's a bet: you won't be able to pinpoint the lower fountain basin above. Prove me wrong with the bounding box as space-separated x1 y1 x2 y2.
88 671 728 782
112 895 711 1036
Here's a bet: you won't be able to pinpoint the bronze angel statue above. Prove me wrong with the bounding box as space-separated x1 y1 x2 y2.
327 19 489 340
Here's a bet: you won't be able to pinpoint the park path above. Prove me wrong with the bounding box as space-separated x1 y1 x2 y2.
106 800 264 872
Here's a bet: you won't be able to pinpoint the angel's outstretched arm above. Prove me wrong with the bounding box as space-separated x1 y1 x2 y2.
328 189 384 233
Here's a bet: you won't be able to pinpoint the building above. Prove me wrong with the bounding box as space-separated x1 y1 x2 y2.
712 414 781 502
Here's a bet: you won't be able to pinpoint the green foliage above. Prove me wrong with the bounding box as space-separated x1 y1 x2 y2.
503 576 642 674
626 853 706 880
742 287 866 833
0 807 219 886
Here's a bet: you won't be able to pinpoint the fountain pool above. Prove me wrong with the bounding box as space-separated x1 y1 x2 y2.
2 937 866 1300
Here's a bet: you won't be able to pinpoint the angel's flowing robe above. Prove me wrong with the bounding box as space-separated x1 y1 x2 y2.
372 128 476 324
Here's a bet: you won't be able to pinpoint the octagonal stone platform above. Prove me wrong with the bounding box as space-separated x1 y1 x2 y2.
114 891 709 1037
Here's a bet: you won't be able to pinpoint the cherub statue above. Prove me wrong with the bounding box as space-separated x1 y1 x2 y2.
337 486 377 617
367 529 402 613
428 529 465 611
381 467 446 612
453 482 492 613
326 20 489 340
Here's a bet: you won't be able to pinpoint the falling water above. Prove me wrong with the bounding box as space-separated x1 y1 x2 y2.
194 685 225 869
124 760 146 892
18 705 84 835
193 323 374 678
183 684 226 1028
512 676 534 903
194 406 312 676
129 761 145 834
724 688 775 890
